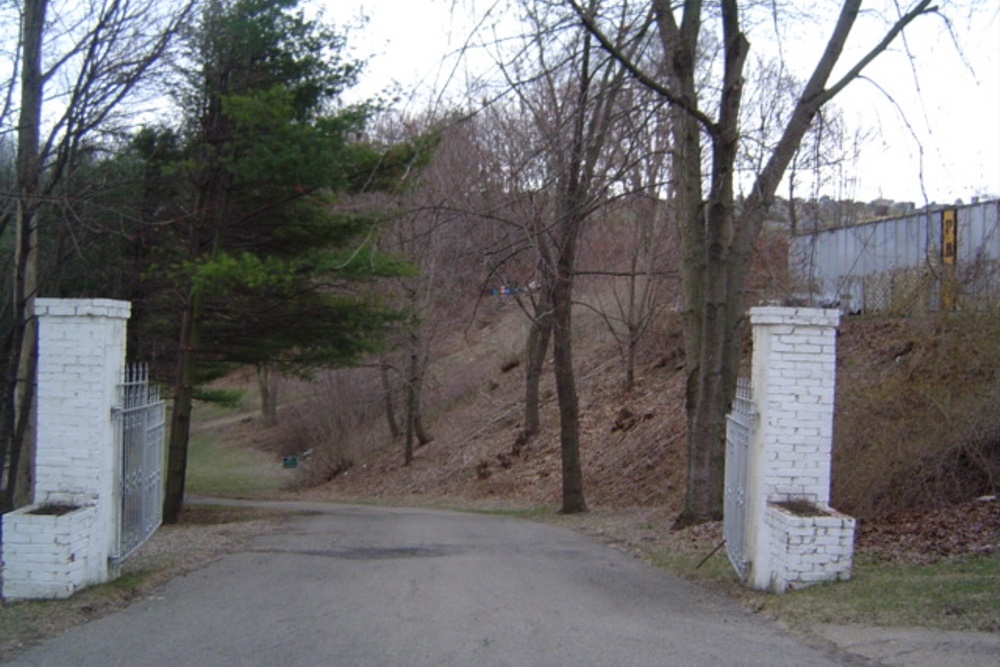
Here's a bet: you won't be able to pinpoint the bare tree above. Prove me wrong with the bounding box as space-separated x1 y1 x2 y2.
571 0 940 524
379 356 402 439
1 0 190 509
461 99 551 444
481 0 648 513
371 113 497 464
581 90 677 390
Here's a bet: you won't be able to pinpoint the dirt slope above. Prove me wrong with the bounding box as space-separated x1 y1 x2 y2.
310 310 690 512
236 305 998 561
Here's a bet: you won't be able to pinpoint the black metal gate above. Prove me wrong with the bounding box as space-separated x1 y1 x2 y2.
112 364 165 564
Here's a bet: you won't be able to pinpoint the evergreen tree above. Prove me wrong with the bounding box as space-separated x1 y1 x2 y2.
154 0 429 522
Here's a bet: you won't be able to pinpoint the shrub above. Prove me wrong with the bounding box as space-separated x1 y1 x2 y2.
273 368 386 483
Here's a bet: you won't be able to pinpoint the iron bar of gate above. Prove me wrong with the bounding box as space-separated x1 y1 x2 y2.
111 363 165 565
724 377 754 580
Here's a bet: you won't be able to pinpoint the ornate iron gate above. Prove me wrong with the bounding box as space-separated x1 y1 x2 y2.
112 364 165 564
724 377 754 580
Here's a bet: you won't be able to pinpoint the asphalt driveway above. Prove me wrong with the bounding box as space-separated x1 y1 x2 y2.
5 501 860 666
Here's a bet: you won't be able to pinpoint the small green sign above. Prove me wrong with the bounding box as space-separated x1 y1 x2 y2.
282 456 299 469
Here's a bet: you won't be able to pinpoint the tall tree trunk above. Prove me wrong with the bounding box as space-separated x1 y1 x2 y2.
682 208 735 524
9 216 39 512
163 296 200 524
520 297 552 442
163 164 227 523
412 362 432 447
520 218 557 443
551 244 585 513
0 334 12 511
622 211 648 392
673 1 749 527
5 322 36 512
551 53 589 513
256 362 278 425
402 322 426 464
403 313 432 458
672 94 710 527
380 359 400 439
622 243 639 392
403 337 417 466
576 0 937 525
5 0 47 510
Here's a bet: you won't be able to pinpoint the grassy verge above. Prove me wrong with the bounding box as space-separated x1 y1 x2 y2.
185 426 294 498
649 546 1000 633
0 573 150 662
754 554 1000 633
471 505 561 519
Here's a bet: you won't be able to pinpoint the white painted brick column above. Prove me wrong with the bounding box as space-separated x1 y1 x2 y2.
748 307 839 507
1 298 130 599
35 297 130 588
744 306 855 592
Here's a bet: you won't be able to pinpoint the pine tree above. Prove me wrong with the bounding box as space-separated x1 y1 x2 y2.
154 0 429 522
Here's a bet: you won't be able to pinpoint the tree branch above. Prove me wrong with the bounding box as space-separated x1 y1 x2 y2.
568 0 719 136
820 1 938 105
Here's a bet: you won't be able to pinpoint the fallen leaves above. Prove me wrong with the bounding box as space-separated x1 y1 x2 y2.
856 496 999 564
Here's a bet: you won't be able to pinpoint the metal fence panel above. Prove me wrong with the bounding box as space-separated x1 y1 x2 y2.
724 377 754 581
790 199 999 313
113 363 165 564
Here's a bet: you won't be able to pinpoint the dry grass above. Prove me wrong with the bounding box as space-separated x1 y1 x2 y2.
297 304 998 525
833 311 1000 518
299 300 689 514
193 285 999 538
269 367 388 483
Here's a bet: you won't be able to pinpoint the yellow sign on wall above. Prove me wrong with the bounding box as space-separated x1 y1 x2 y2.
942 209 957 265
941 209 957 310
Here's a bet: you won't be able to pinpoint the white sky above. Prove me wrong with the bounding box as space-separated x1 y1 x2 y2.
326 0 1000 206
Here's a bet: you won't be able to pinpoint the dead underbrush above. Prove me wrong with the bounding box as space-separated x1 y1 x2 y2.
290 302 690 513
833 312 1000 517
215 304 999 567
285 308 996 525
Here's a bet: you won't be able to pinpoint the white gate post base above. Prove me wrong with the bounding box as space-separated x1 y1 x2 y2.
763 503 856 592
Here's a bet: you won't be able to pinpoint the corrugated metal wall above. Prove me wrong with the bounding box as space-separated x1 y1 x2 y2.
789 199 1000 313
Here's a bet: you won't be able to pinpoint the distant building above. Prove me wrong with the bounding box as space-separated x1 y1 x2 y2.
789 199 1000 313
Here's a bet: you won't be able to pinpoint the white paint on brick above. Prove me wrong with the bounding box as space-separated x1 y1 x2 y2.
1 299 130 600
1 504 98 600
740 306 856 593
761 503 855 593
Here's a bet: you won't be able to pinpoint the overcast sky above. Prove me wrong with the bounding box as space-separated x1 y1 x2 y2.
330 0 1000 206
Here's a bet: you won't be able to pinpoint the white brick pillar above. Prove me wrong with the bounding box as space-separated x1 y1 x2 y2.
744 306 855 592
748 307 838 506
2 299 131 599
32 298 130 586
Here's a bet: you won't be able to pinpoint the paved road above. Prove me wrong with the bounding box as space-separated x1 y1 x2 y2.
7 501 860 667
